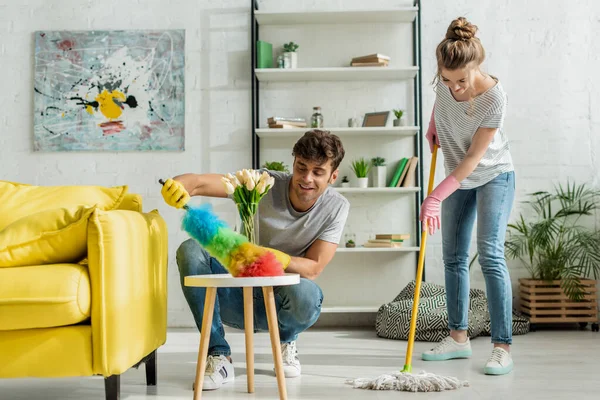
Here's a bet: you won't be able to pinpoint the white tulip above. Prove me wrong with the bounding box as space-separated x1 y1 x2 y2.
236 170 246 185
245 177 256 191
232 175 241 187
259 171 270 184
256 179 267 194
252 170 261 184
242 169 253 185
224 181 235 195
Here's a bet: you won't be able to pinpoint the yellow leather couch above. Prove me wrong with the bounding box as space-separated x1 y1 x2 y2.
0 180 168 400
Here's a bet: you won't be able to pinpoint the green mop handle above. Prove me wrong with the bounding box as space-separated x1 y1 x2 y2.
402 144 438 373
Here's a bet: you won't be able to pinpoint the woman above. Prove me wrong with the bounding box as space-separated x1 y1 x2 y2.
419 17 515 375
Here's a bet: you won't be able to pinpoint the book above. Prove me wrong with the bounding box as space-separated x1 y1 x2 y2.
389 158 409 187
363 242 403 248
268 123 307 129
352 53 391 62
256 41 273 69
375 234 410 240
268 116 306 124
401 157 419 187
350 61 389 67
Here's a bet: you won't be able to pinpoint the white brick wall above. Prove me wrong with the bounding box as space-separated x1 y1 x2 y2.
1 0 598 326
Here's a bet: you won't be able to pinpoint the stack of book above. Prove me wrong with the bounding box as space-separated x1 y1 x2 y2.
363 233 410 248
267 117 307 129
350 53 390 67
388 157 419 188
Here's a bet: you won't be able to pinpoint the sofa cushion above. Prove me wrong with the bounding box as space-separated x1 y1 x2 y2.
0 264 91 331
0 205 96 268
0 181 128 231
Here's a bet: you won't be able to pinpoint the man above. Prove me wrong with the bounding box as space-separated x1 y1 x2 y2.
161 129 350 391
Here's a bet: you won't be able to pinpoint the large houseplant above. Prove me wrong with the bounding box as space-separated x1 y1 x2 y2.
505 181 600 301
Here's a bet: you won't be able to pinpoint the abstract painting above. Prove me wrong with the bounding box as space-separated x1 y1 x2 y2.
33 30 185 151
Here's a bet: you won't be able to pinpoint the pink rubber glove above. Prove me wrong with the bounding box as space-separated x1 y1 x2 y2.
425 107 440 153
420 175 461 235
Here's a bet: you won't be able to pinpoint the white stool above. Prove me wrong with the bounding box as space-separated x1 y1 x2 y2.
184 273 300 400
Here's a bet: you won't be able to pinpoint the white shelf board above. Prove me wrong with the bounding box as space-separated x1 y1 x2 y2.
255 67 418 82
336 246 420 253
256 126 419 139
255 8 418 25
333 187 420 194
321 306 380 313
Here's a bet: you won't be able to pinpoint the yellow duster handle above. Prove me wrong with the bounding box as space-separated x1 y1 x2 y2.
402 144 438 373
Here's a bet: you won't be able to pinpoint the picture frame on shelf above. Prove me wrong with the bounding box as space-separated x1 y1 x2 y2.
362 111 390 127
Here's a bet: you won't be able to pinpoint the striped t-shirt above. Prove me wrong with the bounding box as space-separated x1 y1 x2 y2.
434 76 514 189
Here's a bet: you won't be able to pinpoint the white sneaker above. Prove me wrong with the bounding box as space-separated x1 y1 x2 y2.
202 355 235 390
484 347 513 375
422 336 472 361
280 341 301 378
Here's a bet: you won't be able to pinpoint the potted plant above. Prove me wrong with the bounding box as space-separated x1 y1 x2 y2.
341 176 350 188
393 109 406 126
262 161 290 173
371 157 386 188
283 41 299 69
505 182 600 329
345 239 356 248
351 158 371 188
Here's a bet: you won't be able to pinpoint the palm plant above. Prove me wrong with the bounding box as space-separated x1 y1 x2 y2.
505 181 600 301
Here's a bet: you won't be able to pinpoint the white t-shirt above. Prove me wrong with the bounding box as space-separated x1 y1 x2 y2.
434 76 514 189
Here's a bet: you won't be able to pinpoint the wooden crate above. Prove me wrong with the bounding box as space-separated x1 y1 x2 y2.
519 279 598 324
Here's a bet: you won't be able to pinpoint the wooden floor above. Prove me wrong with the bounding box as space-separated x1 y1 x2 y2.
2 326 599 399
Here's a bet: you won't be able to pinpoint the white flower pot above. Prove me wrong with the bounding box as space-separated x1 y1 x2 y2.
356 177 369 188
372 166 387 187
394 118 407 126
341 182 350 188
284 52 297 69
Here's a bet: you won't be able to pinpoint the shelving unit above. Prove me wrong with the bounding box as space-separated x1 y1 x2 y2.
255 126 419 139
251 1 424 314
255 66 419 82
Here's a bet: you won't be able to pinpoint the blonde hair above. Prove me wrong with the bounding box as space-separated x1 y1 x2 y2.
433 17 485 85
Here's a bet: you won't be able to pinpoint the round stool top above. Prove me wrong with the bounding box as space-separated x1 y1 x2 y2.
184 273 300 288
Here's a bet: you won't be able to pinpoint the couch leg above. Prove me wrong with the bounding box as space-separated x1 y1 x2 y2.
104 375 120 400
145 350 157 386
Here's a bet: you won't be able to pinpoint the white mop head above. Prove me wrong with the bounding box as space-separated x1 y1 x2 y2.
346 371 469 392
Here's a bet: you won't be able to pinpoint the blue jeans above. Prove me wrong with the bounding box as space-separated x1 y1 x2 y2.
176 238 324 356
442 171 515 345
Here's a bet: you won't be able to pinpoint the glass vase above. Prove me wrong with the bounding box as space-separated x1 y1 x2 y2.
235 202 260 245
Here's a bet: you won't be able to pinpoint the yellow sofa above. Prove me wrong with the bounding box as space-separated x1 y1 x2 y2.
0 181 169 400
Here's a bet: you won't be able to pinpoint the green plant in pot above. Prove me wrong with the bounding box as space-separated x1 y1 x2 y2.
282 42 299 69
351 158 371 188
505 181 600 302
341 175 350 188
371 157 387 188
392 109 406 126
262 161 290 173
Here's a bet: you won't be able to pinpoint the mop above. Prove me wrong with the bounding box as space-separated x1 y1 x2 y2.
346 145 469 392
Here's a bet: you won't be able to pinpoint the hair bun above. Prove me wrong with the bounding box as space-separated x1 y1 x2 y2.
446 17 478 41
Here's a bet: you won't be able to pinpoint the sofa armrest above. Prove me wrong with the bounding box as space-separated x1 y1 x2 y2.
87 208 168 376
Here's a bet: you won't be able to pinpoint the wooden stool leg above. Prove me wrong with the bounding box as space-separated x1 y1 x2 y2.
193 287 217 400
262 286 287 400
243 287 255 393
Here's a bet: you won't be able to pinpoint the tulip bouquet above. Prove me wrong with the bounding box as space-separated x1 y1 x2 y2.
221 169 275 244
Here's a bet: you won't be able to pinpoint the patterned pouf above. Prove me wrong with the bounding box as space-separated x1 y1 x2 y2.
376 280 530 342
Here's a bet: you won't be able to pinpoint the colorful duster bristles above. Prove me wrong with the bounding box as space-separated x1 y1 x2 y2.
181 203 284 277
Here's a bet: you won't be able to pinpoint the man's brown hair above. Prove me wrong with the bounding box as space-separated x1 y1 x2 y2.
292 129 345 171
